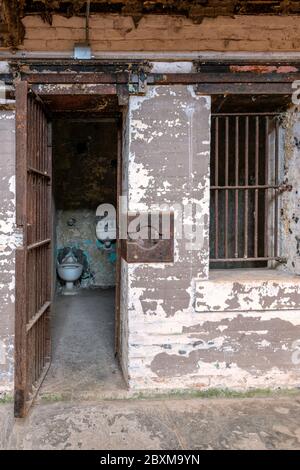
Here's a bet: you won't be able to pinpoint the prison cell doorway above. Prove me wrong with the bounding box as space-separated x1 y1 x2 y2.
15 81 125 418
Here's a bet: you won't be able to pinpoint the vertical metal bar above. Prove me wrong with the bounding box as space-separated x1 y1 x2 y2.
42 313 45 368
36 318 39 381
38 105 42 243
39 316 42 376
40 109 44 245
38 251 41 375
14 80 29 418
225 117 229 258
214 117 219 259
244 116 249 259
28 327 33 394
274 118 279 258
43 115 47 241
34 316 38 382
29 97 34 171
234 116 239 258
28 98 33 246
38 318 41 378
32 96 36 170
254 116 259 258
37 103 40 171
264 116 269 258
46 121 52 361
42 109 46 174
34 103 38 243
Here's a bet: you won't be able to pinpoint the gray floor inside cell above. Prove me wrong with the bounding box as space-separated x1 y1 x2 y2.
40 288 126 398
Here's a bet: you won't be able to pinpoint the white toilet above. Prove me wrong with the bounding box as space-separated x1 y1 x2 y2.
57 251 83 295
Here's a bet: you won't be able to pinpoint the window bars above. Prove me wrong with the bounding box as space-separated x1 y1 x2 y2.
210 112 287 266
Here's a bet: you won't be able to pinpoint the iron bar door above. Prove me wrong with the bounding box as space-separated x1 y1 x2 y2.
15 80 52 418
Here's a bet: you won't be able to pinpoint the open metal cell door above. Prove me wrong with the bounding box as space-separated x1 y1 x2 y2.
14 80 52 418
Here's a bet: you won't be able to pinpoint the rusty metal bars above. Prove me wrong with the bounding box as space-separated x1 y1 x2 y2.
210 112 281 264
15 84 52 418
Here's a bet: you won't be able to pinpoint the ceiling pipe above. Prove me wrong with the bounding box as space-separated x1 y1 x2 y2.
85 0 90 43
74 0 92 59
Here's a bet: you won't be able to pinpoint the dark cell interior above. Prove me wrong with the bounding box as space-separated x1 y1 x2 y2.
53 119 118 210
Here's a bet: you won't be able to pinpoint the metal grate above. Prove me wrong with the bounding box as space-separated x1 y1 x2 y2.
210 112 287 266
15 82 52 417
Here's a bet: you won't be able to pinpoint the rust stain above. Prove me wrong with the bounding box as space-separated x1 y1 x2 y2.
230 65 298 74
276 66 299 73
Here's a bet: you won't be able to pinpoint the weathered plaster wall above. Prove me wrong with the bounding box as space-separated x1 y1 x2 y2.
11 14 300 53
147 308 300 390
280 110 300 274
195 270 300 312
0 109 20 396
122 85 300 391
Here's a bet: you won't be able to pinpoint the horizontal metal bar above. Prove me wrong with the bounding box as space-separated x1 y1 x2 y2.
150 72 300 84
23 71 300 87
196 83 293 95
26 73 129 84
31 83 117 96
211 113 279 117
26 301 51 333
211 185 279 190
26 361 51 407
4 54 300 64
210 257 287 263
26 239 51 251
28 167 50 179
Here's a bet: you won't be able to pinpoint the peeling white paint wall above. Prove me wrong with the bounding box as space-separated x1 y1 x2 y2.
0 110 18 396
195 270 300 312
123 85 213 389
121 85 300 392
280 109 300 273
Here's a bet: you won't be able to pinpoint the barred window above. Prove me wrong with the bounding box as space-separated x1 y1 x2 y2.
210 111 284 269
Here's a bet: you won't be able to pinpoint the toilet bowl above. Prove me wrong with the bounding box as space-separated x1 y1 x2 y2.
57 252 83 294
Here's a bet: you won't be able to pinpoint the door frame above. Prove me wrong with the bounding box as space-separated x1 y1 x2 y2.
15 73 125 416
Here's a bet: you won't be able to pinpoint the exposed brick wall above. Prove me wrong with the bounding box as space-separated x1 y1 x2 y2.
13 14 300 52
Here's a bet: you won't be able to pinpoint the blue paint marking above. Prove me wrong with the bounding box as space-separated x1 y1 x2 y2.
83 239 93 246
109 252 117 264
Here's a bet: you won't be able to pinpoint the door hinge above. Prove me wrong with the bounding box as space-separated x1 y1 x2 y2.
128 63 152 95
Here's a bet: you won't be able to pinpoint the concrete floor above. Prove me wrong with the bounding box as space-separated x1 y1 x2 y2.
6 395 300 450
40 288 126 400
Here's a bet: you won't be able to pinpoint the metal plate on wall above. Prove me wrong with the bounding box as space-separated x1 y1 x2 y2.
122 211 174 263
